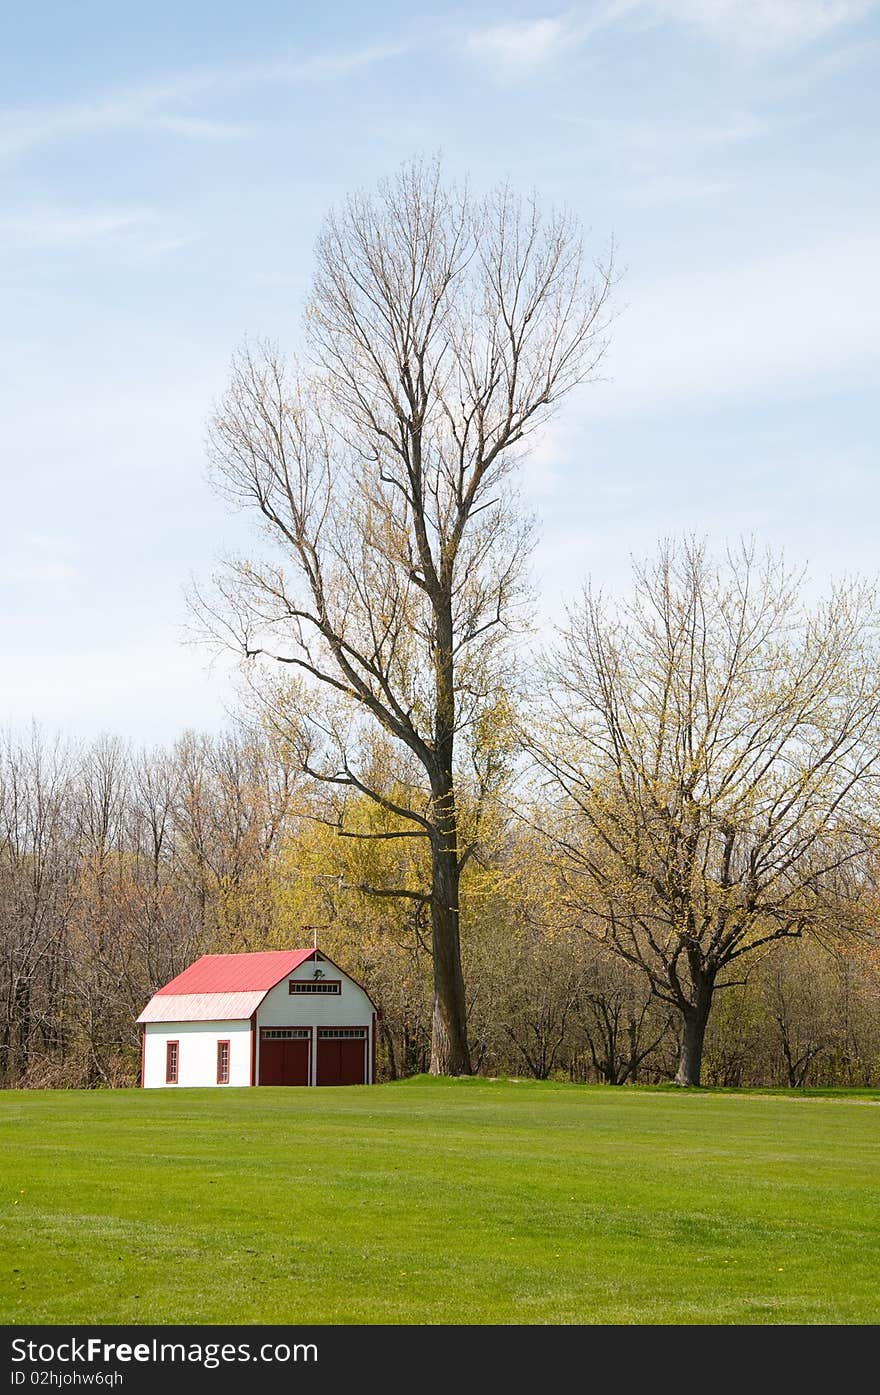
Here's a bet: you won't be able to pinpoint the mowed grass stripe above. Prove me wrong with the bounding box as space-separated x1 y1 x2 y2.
2 1079 878 1324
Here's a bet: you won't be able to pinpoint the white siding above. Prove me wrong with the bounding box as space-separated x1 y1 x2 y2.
143 1019 251 1089
255 955 374 1084
258 957 373 1026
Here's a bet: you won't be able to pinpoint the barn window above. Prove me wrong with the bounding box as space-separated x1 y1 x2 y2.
165 1040 179 1084
216 1039 230 1085
289 980 341 995
262 1028 310 1040
318 1028 367 1039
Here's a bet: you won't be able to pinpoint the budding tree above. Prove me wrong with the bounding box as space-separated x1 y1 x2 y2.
533 539 880 1086
199 159 612 1073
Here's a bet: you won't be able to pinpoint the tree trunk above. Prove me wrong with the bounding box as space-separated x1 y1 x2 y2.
428 835 471 1075
427 597 471 1077
675 978 714 1086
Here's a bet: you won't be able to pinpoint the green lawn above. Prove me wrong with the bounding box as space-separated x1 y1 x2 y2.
2 1077 879 1324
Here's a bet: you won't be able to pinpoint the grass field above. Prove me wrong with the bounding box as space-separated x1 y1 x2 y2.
2 1077 879 1324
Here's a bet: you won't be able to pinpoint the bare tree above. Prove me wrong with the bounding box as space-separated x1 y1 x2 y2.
575 947 671 1085
199 158 612 1073
533 539 880 1085
0 728 77 1085
500 930 585 1080
763 942 831 1087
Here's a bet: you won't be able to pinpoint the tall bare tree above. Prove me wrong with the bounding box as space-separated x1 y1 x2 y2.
533 539 880 1085
199 159 612 1073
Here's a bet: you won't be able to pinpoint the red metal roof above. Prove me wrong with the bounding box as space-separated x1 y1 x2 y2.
155 949 314 995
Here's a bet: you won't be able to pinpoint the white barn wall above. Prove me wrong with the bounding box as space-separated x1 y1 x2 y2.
256 956 374 1085
258 959 374 1025
143 1019 251 1089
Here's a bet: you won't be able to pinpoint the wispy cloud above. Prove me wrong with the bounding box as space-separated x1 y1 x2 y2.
596 112 767 156
0 73 218 161
0 207 151 247
558 110 767 165
555 111 764 203
283 41 411 80
9 563 76 584
617 172 739 205
141 114 253 140
133 234 198 261
4 534 77 587
596 226 880 412
618 0 878 53
464 1 877 76
0 624 232 738
0 41 409 163
464 16 575 74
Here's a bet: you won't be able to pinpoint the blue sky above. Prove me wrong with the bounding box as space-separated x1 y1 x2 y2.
2 0 878 740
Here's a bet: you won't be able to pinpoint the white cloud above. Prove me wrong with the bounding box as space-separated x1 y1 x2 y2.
617 172 738 205
0 74 215 161
283 42 412 80
590 226 880 414
622 0 877 52
0 625 234 741
141 114 252 140
133 235 198 261
529 438 880 619
576 112 767 156
554 112 764 204
9 564 75 583
464 17 573 73
463 1 875 74
0 208 150 247
0 43 409 163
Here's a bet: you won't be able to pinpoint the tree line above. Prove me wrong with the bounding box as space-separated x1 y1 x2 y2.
1 712 878 1090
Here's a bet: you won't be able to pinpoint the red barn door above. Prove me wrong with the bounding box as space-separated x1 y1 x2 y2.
259 1028 310 1085
316 1028 368 1085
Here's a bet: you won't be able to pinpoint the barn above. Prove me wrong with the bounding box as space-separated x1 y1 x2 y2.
137 948 378 1088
